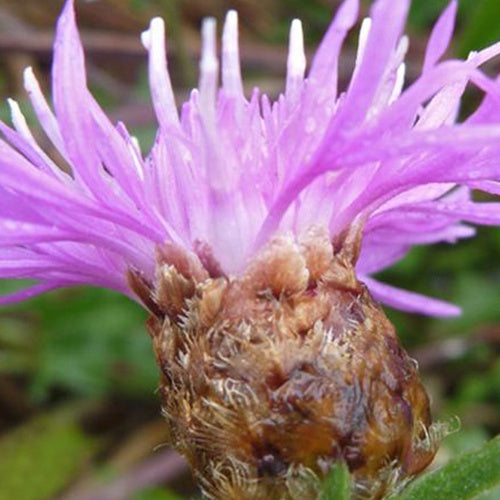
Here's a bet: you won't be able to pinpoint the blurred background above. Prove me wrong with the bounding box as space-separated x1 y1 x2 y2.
0 0 498 499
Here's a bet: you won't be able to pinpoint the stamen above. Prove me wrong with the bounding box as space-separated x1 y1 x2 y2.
222 10 244 98
23 67 67 155
7 98 35 142
141 18 179 129
199 17 218 118
129 136 145 181
286 19 306 98
472 41 500 66
6 94 69 182
354 17 372 73
396 35 410 62
389 63 406 104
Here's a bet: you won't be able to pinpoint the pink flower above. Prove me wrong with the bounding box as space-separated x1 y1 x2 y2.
1 0 499 316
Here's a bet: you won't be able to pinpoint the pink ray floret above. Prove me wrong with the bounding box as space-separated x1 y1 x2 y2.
1 0 500 316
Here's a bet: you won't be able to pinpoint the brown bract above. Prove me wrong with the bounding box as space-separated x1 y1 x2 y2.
128 226 440 499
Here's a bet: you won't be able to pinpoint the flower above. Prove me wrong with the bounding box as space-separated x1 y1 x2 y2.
2 1 500 497
0 0 499 317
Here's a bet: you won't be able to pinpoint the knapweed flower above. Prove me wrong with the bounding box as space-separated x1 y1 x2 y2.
1 0 499 498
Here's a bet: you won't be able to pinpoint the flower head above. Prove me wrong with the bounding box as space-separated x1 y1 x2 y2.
2 1 499 496
0 0 499 316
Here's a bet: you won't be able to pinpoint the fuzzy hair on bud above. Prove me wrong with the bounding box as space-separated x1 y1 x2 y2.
135 230 441 499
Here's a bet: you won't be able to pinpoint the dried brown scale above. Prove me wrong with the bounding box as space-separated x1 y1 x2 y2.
129 226 440 499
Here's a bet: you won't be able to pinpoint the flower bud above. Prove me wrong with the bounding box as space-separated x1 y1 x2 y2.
131 228 441 499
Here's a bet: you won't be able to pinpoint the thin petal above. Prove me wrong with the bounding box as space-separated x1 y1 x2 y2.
221 11 244 98
0 283 59 305
423 0 457 72
285 19 306 101
24 66 68 156
340 0 411 128
141 17 179 130
362 276 462 317
199 17 218 122
308 0 359 88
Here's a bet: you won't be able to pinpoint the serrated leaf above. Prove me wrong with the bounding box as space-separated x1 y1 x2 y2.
0 405 95 500
394 436 500 500
320 461 351 500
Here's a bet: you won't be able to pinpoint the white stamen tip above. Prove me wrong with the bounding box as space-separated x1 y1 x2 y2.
356 17 372 64
7 97 20 116
151 17 165 33
467 50 478 61
389 63 406 104
141 17 165 50
142 15 180 128
222 10 243 97
131 136 140 152
199 17 219 116
398 35 410 57
23 66 35 90
287 19 306 78
140 31 150 49
8 98 24 124
201 17 218 72
7 97 33 140
224 10 238 44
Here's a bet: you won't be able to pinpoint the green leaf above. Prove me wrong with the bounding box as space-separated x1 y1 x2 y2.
320 461 351 500
395 436 500 500
0 405 95 500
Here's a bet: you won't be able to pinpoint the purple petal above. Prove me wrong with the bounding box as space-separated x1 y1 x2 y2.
1 0 500 319
24 66 68 158
362 276 462 317
308 0 359 99
423 0 457 72
141 17 179 130
336 0 410 128
0 283 60 305
52 0 101 192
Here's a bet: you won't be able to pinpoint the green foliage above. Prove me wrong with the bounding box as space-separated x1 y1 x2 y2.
0 285 156 402
32 289 153 400
457 0 500 56
394 436 500 500
133 487 184 500
377 0 500 57
378 227 500 346
320 462 351 500
0 406 95 500
443 427 490 456
408 0 450 31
